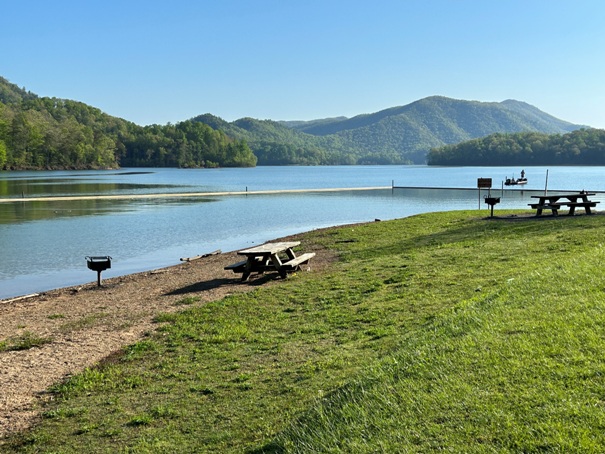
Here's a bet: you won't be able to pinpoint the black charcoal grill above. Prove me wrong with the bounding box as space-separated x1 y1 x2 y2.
86 256 112 287
484 196 501 218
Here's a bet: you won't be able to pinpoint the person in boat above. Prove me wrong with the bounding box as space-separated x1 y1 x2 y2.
520 169 525 179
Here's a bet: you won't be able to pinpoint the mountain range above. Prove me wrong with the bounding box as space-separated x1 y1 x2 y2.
0 75 587 168
192 96 584 164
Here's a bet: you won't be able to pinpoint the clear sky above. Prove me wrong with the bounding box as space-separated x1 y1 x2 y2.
2 0 604 128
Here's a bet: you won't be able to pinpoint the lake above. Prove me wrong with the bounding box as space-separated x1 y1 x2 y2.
1 165 604 299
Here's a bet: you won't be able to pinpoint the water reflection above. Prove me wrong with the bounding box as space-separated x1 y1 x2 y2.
2 166 605 300
0 180 184 198
0 197 218 224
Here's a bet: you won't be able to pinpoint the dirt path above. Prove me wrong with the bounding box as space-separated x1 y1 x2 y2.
0 241 333 438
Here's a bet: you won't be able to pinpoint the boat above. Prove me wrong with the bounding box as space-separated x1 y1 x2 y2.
504 170 527 186
504 177 527 186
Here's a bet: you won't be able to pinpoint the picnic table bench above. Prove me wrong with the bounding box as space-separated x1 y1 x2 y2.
528 202 562 216
225 241 315 281
529 193 599 216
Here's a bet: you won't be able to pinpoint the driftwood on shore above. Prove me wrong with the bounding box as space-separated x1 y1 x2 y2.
1 293 40 304
180 249 222 262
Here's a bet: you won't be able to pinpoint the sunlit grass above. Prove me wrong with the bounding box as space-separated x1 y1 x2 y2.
4 210 605 452
0 331 53 352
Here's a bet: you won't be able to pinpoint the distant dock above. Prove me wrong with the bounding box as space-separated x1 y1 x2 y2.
0 186 392 204
2 185 603 204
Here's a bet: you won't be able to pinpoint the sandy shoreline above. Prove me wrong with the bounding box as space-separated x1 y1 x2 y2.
0 235 333 439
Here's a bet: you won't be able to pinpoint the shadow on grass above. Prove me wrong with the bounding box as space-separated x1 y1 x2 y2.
247 442 284 454
165 273 279 296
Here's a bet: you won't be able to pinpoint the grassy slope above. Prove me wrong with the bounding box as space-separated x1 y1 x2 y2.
4 211 605 453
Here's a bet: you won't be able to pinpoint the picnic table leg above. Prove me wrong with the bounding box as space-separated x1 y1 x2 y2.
568 205 576 215
269 254 288 278
241 258 254 282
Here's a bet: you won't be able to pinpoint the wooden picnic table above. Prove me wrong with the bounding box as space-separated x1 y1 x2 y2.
224 241 315 281
529 192 599 216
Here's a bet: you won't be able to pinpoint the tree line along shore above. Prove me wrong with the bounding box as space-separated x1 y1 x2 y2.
4 75 598 170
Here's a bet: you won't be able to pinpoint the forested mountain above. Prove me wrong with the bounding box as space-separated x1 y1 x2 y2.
0 77 256 170
427 129 605 166
277 116 348 130
191 114 352 165
194 96 584 165
0 74 589 169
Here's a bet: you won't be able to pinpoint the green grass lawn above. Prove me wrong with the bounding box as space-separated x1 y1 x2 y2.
4 211 605 453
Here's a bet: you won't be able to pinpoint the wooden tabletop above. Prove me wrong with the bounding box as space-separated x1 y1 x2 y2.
531 193 595 201
238 241 300 255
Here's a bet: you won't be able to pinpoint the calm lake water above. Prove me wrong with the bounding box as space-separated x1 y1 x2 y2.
1 165 604 299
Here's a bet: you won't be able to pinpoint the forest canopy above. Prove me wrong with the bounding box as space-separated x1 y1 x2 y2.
1 75 592 169
0 78 256 170
426 129 605 166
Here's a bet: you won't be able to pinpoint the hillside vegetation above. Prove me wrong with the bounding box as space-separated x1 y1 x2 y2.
5 211 605 452
195 96 582 165
0 77 256 170
1 75 587 168
427 128 605 165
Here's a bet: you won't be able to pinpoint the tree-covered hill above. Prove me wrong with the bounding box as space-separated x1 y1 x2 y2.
287 96 581 163
288 97 580 138
0 77 256 170
1 74 588 169
277 116 347 130
191 114 354 165
427 128 605 165
194 96 584 165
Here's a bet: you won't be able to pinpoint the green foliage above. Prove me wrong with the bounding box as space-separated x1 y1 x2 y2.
195 96 582 165
174 296 201 306
192 115 351 165
427 128 605 165
0 77 256 170
0 139 7 168
6 212 605 452
0 331 53 351
1 76 585 168
118 121 256 168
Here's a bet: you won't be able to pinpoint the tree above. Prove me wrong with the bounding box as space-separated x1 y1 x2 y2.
427 129 605 166
0 139 7 168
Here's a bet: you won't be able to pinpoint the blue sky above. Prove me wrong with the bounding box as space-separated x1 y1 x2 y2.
2 0 604 128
